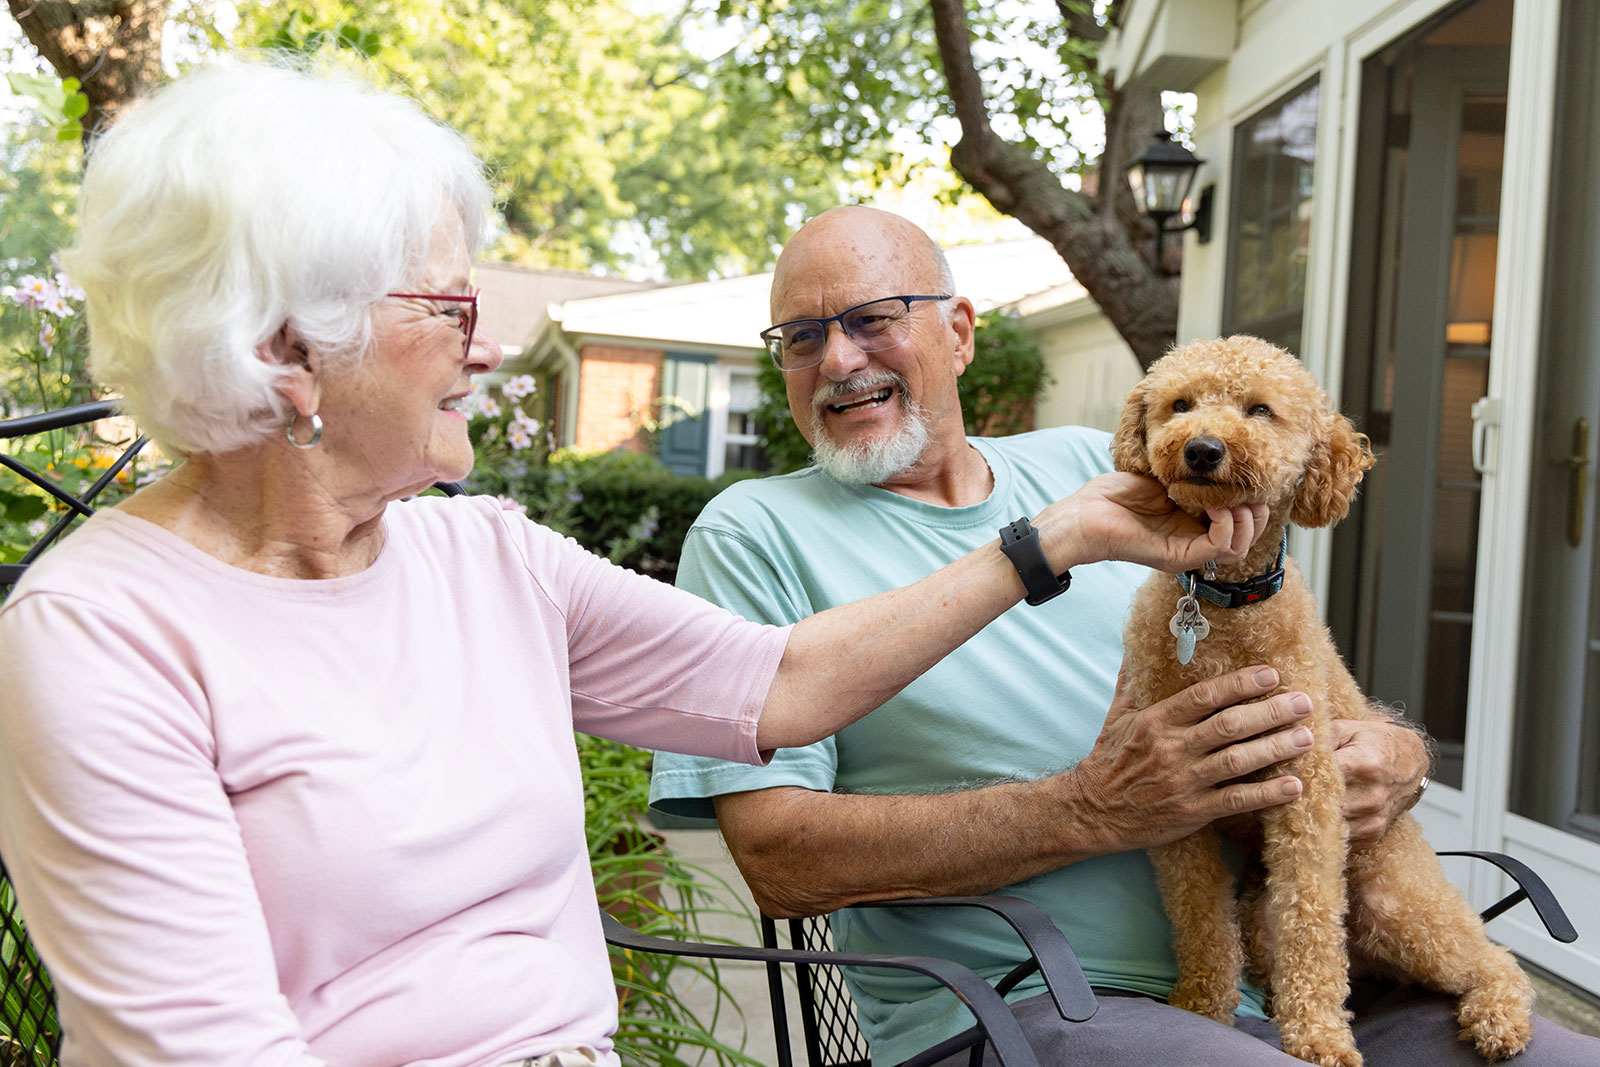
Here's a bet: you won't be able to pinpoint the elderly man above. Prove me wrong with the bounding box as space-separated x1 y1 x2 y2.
649 207 1595 1065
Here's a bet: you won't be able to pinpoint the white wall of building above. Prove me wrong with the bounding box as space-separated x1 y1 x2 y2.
1029 300 1145 434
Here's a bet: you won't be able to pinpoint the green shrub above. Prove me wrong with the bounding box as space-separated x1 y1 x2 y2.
961 312 1050 437
553 450 723 582
467 442 727 582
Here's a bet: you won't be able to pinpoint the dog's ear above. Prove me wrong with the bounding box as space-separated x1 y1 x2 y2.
1111 379 1153 476
1292 412 1376 527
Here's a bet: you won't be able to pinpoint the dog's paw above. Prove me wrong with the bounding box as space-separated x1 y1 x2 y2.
1279 1017 1362 1067
1169 977 1240 1023
1457 984 1533 1062
1282 1038 1363 1067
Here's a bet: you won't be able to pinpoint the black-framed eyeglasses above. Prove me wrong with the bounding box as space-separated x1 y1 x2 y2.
386 289 480 356
761 294 951 371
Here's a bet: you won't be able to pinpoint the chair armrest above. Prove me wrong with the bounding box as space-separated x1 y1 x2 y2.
851 896 1097 1022
600 911 1043 1067
0 400 122 438
1 399 149 580
1437 850 1578 943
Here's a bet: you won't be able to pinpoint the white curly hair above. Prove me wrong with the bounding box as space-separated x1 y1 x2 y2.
64 57 493 457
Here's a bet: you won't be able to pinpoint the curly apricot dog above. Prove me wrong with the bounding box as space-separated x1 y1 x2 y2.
1111 336 1532 1066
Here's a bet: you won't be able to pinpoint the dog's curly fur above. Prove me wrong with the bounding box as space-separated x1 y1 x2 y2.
1111 336 1533 1067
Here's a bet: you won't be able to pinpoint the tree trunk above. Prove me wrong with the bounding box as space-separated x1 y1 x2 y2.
8 0 167 143
928 0 1178 370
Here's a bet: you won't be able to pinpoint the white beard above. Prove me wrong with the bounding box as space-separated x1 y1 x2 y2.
808 373 933 485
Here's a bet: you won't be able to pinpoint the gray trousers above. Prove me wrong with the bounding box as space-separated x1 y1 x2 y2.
933 982 1600 1066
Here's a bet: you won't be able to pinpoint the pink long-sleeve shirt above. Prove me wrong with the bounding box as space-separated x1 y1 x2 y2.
0 496 789 1067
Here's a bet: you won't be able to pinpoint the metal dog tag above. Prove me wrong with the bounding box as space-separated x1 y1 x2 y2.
1169 593 1210 665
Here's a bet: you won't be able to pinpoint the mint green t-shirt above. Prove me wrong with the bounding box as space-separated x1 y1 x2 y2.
648 427 1265 1063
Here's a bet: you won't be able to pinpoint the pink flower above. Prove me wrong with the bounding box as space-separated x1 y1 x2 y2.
8 275 57 311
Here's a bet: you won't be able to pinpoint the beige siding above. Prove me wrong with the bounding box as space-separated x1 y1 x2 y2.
1030 304 1144 434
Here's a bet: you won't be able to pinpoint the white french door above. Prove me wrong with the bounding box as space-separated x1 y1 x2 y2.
1331 0 1600 994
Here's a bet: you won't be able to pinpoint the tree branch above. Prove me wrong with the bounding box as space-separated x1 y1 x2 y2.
1054 0 1106 44
926 0 1177 368
8 0 167 139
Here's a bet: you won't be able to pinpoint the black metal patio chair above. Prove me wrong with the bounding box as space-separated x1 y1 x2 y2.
755 897 1099 1067
0 399 147 594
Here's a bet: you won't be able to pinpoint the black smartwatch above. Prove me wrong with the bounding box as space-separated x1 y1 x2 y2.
998 516 1071 606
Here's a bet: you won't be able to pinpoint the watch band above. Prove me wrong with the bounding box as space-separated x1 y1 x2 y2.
998 516 1071 607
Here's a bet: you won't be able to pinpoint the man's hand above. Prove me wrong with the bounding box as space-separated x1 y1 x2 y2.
1061 665 1313 856
1037 472 1271 576
1334 718 1430 846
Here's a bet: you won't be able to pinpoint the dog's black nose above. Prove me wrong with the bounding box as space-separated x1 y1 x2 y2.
1184 436 1226 474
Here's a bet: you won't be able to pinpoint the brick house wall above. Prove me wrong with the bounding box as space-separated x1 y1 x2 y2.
574 344 663 453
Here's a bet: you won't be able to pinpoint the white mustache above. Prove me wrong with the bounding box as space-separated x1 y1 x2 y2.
811 372 908 418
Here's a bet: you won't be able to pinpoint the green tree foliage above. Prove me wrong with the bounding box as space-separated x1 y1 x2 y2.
699 0 1183 367
230 0 865 278
5 0 884 280
753 312 1049 475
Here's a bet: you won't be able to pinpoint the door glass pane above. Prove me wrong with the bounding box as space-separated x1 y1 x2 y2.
1330 0 1511 790
658 355 712 477
1425 99 1504 785
1222 78 1320 353
1511 0 1600 844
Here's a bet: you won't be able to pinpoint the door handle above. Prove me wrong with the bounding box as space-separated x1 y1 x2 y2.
1549 417 1589 548
1471 396 1500 474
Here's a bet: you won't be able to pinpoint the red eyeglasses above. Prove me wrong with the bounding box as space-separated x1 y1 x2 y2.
386 289 480 356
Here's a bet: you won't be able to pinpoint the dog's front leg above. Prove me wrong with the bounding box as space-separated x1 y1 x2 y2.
1260 745 1361 1067
1151 827 1244 1021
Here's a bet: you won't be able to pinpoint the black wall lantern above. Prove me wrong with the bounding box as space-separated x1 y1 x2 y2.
1126 129 1212 274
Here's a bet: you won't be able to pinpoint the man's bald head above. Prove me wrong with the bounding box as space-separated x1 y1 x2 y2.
770 206 956 319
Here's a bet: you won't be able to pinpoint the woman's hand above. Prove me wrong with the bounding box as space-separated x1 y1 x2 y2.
1037 472 1269 574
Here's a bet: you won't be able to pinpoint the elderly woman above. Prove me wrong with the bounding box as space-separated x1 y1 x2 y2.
0 62 1266 1067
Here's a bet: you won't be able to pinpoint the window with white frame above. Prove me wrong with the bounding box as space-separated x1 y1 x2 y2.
1222 78 1321 354
723 367 768 474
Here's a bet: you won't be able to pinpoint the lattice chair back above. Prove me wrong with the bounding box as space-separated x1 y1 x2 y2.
0 400 149 597
0 400 141 1065
0 860 58 1067
762 913 871 1067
